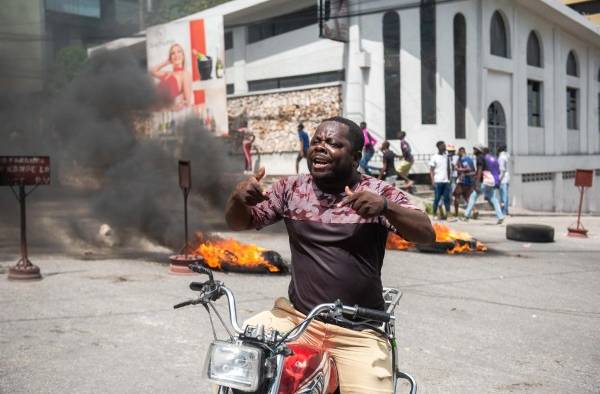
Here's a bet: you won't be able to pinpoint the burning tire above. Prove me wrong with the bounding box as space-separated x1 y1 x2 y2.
506 224 554 243
416 241 456 254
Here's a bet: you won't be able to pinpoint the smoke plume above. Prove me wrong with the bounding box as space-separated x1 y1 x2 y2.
0 49 241 253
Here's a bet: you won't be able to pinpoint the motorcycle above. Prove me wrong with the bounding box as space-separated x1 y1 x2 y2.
174 263 417 394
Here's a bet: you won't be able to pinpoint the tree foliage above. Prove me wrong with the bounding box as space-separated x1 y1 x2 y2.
47 45 88 93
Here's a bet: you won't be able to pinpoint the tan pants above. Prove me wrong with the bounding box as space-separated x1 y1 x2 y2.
397 160 413 176
244 298 393 393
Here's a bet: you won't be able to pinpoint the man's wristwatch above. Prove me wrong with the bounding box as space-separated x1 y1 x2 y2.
381 197 388 214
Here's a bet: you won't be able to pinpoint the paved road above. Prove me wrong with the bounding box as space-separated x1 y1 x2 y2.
1 216 599 393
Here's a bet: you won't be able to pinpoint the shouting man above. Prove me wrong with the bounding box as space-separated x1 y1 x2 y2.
225 116 434 393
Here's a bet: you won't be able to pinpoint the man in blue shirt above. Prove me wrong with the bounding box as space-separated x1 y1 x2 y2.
296 123 310 174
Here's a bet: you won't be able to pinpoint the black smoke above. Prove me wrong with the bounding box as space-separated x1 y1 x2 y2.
0 49 240 252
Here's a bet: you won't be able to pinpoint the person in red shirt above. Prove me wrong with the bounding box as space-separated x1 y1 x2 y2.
226 116 434 393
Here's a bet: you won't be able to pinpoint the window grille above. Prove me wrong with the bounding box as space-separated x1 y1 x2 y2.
522 172 554 183
527 80 542 127
562 171 576 180
567 88 579 130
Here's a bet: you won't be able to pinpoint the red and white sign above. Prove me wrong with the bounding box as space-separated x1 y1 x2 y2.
0 156 50 186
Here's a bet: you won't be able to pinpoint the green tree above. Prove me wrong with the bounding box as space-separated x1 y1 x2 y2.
47 45 88 93
146 0 232 26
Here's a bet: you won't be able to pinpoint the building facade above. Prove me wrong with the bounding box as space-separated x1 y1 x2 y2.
100 0 600 213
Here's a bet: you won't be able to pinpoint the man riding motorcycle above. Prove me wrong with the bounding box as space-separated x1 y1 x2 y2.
225 116 435 393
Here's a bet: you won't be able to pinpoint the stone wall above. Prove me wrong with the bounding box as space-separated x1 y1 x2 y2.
227 85 342 153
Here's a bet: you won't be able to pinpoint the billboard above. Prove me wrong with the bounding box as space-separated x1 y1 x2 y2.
146 16 227 136
318 0 349 43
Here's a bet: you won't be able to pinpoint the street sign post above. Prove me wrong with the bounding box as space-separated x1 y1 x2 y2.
0 156 50 280
568 169 593 238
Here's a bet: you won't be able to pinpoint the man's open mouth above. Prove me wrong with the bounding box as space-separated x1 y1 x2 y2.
311 155 331 170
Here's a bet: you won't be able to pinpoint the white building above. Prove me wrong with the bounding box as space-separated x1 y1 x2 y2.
100 0 600 213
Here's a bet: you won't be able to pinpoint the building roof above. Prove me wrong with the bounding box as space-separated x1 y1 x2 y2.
92 0 600 54
517 0 600 44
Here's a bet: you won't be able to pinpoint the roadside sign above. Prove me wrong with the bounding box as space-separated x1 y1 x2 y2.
0 156 50 186
574 169 593 188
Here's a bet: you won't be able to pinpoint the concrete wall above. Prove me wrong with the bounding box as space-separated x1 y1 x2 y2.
0 0 45 94
224 23 344 95
227 84 342 164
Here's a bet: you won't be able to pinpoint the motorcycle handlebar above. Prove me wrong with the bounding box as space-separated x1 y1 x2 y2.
283 303 392 343
354 306 391 323
173 300 195 309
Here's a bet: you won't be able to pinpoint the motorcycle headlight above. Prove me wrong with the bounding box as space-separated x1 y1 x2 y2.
204 341 263 391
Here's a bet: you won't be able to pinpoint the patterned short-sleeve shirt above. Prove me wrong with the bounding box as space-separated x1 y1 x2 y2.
250 174 418 315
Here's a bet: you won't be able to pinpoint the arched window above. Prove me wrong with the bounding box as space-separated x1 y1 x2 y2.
421 0 436 124
383 11 401 139
490 11 509 58
488 101 507 156
566 51 578 77
454 13 466 139
526 31 542 67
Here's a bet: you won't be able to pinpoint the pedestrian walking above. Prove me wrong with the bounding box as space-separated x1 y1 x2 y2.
453 147 475 217
498 145 510 215
359 121 377 175
447 144 458 193
295 123 310 174
240 127 255 173
396 131 414 189
429 141 452 220
378 141 398 184
463 145 505 224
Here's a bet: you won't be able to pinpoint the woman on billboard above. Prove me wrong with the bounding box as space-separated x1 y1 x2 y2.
151 43 193 111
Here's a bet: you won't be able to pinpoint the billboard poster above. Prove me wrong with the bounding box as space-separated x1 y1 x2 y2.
146 16 227 136
319 0 349 43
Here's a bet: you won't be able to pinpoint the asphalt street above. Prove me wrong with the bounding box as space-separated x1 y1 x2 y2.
1 216 599 393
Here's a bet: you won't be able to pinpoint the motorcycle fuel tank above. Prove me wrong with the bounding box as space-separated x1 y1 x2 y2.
277 343 339 393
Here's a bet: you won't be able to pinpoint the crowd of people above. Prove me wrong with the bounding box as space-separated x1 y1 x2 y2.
354 122 510 224
240 121 511 223
428 141 509 223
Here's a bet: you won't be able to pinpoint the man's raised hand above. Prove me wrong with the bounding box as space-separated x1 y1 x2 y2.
234 167 269 206
337 186 386 218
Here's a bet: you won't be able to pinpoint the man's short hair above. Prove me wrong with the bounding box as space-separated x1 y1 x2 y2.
323 116 364 152
398 131 406 139
436 140 445 148
381 140 390 149
298 123 304 129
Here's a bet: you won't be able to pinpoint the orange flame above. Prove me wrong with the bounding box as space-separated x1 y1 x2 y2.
386 223 487 254
386 233 415 250
193 232 280 272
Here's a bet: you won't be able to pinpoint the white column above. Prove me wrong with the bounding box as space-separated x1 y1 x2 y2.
233 27 248 94
343 10 365 124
